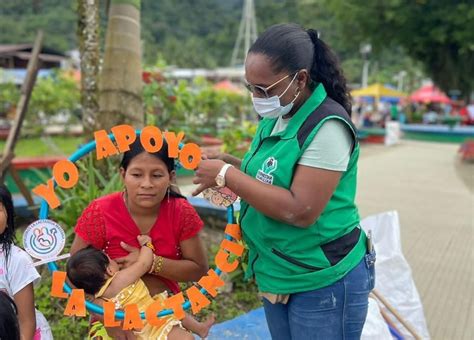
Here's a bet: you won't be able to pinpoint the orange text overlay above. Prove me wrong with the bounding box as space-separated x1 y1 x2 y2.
52 224 242 329
32 125 202 209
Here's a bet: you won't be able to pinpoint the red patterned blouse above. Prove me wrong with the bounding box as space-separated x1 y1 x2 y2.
74 192 204 294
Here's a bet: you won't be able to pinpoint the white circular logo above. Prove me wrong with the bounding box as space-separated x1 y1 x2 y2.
23 219 66 260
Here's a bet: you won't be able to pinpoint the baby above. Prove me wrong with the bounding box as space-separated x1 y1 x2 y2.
67 235 214 339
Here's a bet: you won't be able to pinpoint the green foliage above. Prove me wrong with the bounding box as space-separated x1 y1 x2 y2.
34 269 90 339
27 72 81 125
220 121 257 159
0 82 20 116
0 0 430 93
200 283 262 323
0 82 77 138
326 0 474 97
144 78 252 140
199 242 261 323
0 73 80 135
0 0 77 53
51 154 123 243
140 0 241 67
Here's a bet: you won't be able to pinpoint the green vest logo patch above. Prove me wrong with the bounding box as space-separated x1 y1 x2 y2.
256 157 277 184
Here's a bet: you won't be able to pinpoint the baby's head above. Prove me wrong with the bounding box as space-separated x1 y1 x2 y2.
66 246 119 295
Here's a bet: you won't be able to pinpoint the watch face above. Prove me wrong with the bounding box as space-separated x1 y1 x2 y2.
215 176 225 187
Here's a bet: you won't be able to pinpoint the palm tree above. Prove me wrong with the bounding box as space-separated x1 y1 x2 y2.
98 0 143 130
77 0 100 137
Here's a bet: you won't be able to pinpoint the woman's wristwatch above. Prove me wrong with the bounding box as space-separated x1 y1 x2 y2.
215 163 233 188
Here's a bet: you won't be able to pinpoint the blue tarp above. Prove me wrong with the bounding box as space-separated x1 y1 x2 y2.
196 307 271 340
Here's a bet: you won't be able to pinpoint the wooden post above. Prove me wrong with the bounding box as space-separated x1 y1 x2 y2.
371 289 422 339
2 31 43 162
0 31 43 214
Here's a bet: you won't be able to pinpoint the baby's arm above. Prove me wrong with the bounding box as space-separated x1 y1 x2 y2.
108 235 154 294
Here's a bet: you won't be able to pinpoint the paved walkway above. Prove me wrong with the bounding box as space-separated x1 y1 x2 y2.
356 140 473 340
182 140 473 340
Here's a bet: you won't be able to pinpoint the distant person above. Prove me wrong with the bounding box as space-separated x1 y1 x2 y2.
467 101 474 125
194 23 375 339
390 103 399 121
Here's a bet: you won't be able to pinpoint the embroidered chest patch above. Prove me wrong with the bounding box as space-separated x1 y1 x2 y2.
256 157 278 184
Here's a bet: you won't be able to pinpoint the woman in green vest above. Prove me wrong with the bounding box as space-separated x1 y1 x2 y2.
193 23 375 339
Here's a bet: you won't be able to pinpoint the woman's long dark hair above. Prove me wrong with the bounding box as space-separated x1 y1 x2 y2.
120 139 185 199
0 185 15 261
0 291 20 340
248 23 352 115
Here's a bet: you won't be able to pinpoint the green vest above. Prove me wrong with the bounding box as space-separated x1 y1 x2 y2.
240 84 367 294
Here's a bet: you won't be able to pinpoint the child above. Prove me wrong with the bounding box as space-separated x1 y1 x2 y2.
0 290 20 340
67 235 214 340
0 184 53 340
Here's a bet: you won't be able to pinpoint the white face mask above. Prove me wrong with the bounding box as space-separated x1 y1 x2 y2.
251 73 300 119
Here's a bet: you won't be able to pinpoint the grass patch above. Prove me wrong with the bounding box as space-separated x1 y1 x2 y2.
0 136 83 157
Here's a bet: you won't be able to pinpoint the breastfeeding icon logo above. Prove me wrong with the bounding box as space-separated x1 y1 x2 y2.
256 156 278 184
23 219 66 260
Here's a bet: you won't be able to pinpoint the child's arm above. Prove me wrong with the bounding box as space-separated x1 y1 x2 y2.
13 283 36 340
107 235 154 296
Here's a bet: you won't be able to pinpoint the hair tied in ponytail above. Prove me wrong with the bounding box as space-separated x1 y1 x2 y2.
307 29 320 43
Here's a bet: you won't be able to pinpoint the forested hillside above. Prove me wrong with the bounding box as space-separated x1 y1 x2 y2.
5 0 469 92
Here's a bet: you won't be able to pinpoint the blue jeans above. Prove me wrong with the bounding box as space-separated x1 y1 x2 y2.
263 253 376 340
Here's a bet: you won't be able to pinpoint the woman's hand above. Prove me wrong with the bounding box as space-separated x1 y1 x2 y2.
115 242 140 269
201 147 222 160
137 235 152 247
201 149 242 168
192 159 226 196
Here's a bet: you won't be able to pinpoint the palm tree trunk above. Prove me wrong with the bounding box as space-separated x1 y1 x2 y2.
77 0 100 136
98 0 143 130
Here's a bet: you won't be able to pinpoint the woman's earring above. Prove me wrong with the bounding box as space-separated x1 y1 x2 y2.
167 187 170 202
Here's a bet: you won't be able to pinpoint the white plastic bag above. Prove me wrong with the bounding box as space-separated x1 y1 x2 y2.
362 297 393 339
361 211 430 339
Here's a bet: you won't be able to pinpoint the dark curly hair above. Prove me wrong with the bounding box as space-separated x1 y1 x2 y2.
66 246 110 295
0 185 15 261
248 23 352 115
0 291 20 340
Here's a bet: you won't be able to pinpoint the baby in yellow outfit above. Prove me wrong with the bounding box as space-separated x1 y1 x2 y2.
67 235 214 339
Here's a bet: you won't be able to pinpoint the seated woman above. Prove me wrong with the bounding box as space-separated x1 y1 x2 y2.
70 139 212 339
67 236 213 339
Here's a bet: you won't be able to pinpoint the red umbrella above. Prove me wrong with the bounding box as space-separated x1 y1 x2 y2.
410 84 452 104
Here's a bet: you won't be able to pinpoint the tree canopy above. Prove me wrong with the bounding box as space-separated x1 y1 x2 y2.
3 0 471 95
326 0 474 98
